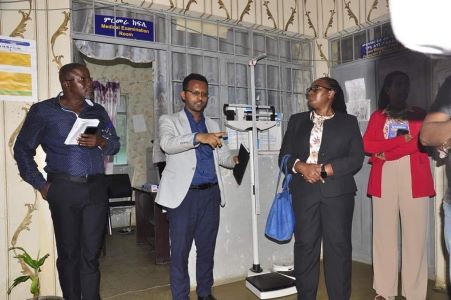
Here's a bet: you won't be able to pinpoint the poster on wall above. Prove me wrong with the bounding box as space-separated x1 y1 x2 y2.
0 35 37 102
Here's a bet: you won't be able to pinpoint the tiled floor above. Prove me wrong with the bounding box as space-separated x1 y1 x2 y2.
100 229 450 299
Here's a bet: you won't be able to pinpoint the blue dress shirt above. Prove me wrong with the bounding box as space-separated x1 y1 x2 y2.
14 93 120 190
184 109 217 185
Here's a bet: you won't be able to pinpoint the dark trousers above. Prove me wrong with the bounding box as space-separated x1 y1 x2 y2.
292 185 354 300
167 185 221 300
47 175 108 300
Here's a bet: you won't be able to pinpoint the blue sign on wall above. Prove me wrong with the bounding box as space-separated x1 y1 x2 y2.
95 14 154 42
360 36 402 58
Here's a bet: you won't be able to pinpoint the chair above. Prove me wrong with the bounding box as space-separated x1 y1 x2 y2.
105 174 134 235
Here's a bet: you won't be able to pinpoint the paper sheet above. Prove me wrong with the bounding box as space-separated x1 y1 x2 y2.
344 78 366 102
132 114 147 133
64 118 100 145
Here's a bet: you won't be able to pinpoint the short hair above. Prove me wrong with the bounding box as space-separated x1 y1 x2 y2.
182 73 208 91
316 76 347 113
59 63 87 83
377 71 409 109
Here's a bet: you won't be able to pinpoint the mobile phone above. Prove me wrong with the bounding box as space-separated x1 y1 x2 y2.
84 126 98 134
396 129 409 136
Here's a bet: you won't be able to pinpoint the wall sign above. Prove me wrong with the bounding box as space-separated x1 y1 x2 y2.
361 36 403 58
0 35 37 102
95 14 154 42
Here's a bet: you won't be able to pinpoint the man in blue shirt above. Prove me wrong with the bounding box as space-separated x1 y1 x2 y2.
14 63 120 300
155 73 238 300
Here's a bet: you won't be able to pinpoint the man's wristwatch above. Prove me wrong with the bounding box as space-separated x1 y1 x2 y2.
320 164 328 179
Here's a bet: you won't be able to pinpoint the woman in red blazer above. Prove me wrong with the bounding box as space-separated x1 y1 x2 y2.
363 71 435 300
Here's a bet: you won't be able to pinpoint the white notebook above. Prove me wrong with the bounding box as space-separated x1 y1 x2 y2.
64 117 99 145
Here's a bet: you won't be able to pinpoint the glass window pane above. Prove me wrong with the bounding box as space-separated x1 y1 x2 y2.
235 30 249 56
187 23 202 49
341 36 353 63
155 14 166 43
282 67 292 92
266 36 278 60
172 82 184 112
205 85 220 118
292 70 303 93
354 31 366 59
293 93 308 113
236 87 249 104
292 69 311 94
253 33 265 57
281 92 298 120
268 90 280 112
171 17 185 46
301 70 312 93
173 82 184 112
255 64 266 89
72 1 94 34
373 26 382 40
203 23 218 51
256 89 267 105
187 54 203 74
227 87 236 104
204 57 218 84
219 28 234 54
381 23 393 37
330 39 341 66
236 64 248 87
267 65 279 90
172 52 186 81
227 87 248 105
279 39 291 62
227 63 235 86
291 41 302 64
301 42 312 67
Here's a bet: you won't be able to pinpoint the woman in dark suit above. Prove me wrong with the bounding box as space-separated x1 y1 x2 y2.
279 77 364 300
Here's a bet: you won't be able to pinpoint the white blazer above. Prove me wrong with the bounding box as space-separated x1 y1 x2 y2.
155 110 235 209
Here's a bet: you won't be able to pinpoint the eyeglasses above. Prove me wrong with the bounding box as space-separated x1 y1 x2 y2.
64 76 93 83
185 89 208 98
305 84 333 94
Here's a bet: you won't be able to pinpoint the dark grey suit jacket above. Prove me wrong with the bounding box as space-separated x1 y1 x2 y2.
279 111 364 198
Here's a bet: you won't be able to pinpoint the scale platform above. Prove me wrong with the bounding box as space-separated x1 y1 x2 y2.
246 270 297 299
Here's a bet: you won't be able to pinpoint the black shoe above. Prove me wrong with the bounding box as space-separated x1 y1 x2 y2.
198 295 217 300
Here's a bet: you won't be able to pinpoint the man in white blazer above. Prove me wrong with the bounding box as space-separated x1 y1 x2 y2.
155 73 237 300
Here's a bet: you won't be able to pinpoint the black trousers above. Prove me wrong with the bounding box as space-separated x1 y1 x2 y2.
292 185 355 300
47 175 108 300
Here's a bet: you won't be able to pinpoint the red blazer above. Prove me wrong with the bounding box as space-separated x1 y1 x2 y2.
363 108 435 198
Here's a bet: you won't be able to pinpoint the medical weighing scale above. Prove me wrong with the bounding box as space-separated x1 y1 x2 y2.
223 54 297 299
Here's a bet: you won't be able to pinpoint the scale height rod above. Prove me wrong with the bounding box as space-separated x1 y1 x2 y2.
248 54 266 273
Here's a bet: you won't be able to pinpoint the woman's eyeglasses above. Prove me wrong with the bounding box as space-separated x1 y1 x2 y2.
185 89 209 98
305 84 333 94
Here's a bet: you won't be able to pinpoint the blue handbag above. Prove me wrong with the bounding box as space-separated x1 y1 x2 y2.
265 154 295 242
